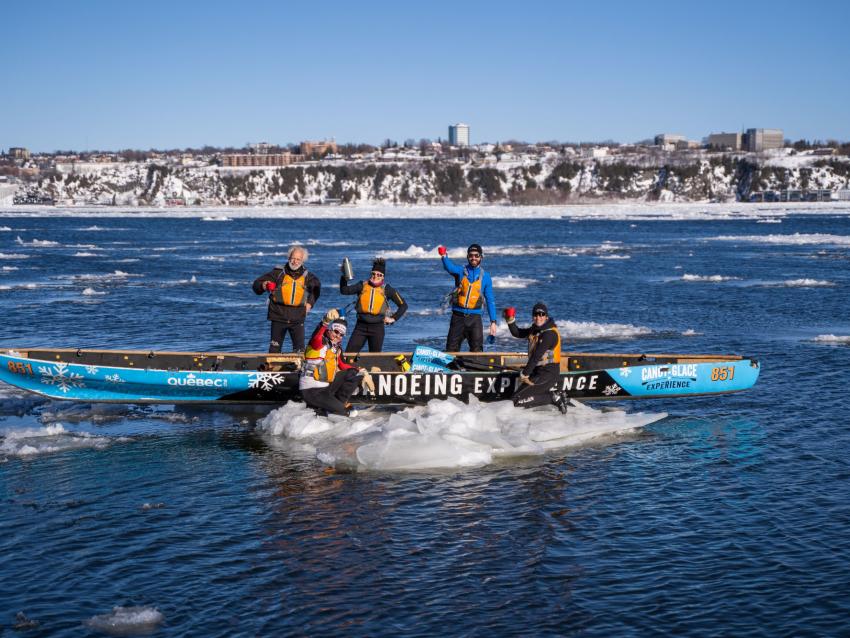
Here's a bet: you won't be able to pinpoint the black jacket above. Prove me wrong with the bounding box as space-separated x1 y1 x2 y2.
508 317 560 376
253 264 321 323
339 275 408 324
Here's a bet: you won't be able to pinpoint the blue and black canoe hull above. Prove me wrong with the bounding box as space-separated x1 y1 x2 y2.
0 348 760 405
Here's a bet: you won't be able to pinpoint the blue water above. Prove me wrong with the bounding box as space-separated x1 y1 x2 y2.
2 212 850 636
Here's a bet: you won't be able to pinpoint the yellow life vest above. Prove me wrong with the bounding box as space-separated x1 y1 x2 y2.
451 269 483 310
272 271 308 306
358 282 389 316
528 326 562 365
303 341 339 383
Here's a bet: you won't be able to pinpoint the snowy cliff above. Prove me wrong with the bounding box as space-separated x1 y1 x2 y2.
12 155 850 206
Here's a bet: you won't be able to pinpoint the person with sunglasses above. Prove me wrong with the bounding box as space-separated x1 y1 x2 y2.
437 243 498 352
504 302 569 414
253 245 321 353
339 258 408 353
300 308 373 416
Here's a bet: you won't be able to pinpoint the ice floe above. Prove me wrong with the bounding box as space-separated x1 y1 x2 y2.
0 424 115 458
84 606 164 635
491 275 538 288
15 236 60 247
257 397 666 471
812 334 850 344
680 274 742 282
709 233 850 246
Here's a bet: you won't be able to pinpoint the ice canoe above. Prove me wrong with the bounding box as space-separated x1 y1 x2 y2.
0 348 760 405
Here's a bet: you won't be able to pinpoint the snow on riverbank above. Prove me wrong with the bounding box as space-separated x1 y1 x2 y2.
3 201 850 220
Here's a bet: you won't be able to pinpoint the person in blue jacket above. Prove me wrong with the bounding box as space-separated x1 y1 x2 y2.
437 243 498 352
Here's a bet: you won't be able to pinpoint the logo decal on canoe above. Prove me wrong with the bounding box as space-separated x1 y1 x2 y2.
38 363 85 393
640 364 698 390
167 373 228 388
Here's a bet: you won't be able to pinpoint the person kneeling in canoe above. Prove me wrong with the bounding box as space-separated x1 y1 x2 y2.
300 309 373 417
339 258 408 354
505 302 569 414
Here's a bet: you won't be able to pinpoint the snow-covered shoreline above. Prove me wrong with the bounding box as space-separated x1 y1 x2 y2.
3 200 850 220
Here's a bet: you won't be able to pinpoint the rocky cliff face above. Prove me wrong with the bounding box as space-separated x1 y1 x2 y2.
16 156 850 206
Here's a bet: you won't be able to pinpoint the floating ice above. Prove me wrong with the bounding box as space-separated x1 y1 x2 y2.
16 236 60 247
778 278 835 287
202 216 231 221
82 287 106 296
258 397 666 471
556 319 652 340
709 233 850 246
74 252 99 257
492 319 652 340
681 273 741 282
2 266 18 271
681 328 702 336
491 275 538 288
0 252 29 259
812 334 850 344
71 270 139 282
0 424 114 458
84 606 164 635
0 226 11 231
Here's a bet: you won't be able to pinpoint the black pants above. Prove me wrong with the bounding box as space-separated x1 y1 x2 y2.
446 311 484 352
269 321 305 353
301 368 360 416
346 320 385 354
512 365 561 409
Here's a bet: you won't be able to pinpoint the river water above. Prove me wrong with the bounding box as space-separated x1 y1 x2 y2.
1 210 849 636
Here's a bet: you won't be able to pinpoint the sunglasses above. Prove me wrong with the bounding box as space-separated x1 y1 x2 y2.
533 311 547 317
370 271 384 278
467 253 481 259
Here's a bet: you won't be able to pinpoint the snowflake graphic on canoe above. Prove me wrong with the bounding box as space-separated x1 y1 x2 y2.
104 373 125 384
603 383 622 396
84 365 100 375
248 371 288 392
37 362 85 393
619 367 632 377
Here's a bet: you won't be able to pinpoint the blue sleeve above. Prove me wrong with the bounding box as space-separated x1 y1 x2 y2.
482 272 497 323
441 255 464 277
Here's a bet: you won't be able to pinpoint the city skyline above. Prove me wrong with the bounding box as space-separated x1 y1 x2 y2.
3 0 849 153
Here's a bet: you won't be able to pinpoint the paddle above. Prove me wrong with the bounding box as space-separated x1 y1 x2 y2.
410 346 522 374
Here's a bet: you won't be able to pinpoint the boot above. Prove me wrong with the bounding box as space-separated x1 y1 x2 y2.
552 391 569 415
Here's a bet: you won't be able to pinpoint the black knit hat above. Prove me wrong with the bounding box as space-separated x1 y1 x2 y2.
371 258 386 275
532 302 549 315
467 243 483 257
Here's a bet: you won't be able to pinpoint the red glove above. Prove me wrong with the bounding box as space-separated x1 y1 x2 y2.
437 245 447 256
503 306 516 320
265 281 277 292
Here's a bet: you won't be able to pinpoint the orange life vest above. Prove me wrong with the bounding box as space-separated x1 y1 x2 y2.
451 269 483 310
272 271 308 306
528 326 562 365
358 282 389 316
303 340 339 383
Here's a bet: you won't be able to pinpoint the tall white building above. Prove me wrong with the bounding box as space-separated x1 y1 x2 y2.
745 128 784 152
448 123 470 147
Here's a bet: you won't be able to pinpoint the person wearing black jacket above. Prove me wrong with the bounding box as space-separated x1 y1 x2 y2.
252 245 321 352
339 258 407 353
505 302 569 414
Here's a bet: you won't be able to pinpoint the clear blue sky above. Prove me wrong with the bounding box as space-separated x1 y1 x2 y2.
3 0 849 152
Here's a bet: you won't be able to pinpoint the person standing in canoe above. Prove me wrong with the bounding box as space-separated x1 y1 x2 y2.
339 258 408 353
253 245 321 353
437 243 498 352
504 302 569 414
300 309 373 417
